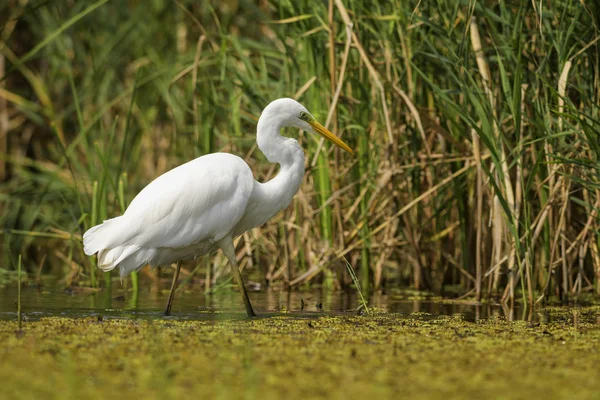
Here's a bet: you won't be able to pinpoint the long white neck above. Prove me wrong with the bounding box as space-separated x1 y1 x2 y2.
231 103 308 237
254 113 305 214
257 113 301 164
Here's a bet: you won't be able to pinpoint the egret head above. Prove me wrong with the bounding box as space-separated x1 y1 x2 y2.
262 98 354 154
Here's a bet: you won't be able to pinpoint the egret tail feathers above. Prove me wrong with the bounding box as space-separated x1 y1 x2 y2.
84 217 148 279
83 217 128 256
97 246 147 279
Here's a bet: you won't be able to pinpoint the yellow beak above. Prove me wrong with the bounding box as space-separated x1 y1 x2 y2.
308 120 354 155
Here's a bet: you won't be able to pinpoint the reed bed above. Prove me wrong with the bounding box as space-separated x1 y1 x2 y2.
1 0 599 304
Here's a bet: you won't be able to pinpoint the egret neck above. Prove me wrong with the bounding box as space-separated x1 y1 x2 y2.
237 116 305 233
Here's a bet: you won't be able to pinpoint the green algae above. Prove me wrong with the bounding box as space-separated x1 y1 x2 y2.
0 311 599 400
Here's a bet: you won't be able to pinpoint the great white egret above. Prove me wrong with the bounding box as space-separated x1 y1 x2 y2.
83 98 353 317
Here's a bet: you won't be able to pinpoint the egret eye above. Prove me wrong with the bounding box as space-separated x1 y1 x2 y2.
299 111 308 120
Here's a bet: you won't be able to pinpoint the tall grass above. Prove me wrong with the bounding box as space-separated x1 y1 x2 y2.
1 0 599 303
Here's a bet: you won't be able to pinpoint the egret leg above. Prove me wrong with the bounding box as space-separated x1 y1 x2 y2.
221 239 256 317
163 261 182 316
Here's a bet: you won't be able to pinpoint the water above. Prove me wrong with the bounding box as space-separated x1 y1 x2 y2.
0 279 598 324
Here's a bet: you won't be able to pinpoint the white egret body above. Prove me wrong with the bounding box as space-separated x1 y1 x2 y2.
83 98 353 316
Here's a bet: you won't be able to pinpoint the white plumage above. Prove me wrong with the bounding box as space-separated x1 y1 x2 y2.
83 98 353 316
84 153 254 278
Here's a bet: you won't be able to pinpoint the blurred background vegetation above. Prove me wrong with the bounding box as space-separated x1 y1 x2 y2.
1 0 599 304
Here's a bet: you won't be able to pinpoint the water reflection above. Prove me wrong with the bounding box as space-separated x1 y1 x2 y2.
0 282 597 325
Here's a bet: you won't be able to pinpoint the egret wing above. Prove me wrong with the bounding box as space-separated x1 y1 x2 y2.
117 153 254 249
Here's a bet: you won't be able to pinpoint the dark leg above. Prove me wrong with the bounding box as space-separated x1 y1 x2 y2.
231 259 257 317
163 261 182 316
221 239 256 317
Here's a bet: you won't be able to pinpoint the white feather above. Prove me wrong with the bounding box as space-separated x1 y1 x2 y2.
84 153 254 277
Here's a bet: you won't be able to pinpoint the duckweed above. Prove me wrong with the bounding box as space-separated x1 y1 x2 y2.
1 311 599 399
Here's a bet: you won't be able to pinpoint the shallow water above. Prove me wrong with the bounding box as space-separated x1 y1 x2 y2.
1 279 598 324
2 280 600 399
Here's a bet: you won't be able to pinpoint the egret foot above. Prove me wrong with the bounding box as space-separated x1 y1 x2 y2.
163 261 182 316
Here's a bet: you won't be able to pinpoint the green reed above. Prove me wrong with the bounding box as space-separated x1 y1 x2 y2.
17 254 22 331
2 0 599 304
343 256 369 314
